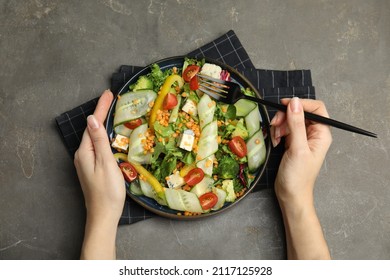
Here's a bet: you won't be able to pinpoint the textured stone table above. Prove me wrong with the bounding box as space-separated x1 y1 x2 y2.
1 0 389 259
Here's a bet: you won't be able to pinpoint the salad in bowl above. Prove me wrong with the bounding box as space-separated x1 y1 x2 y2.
107 57 270 218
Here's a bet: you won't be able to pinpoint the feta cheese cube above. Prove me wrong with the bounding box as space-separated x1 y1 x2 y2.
178 130 195 151
200 63 222 79
182 99 198 117
166 171 185 189
111 134 129 152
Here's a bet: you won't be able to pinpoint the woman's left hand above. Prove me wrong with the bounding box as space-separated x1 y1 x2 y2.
74 90 125 259
74 90 125 222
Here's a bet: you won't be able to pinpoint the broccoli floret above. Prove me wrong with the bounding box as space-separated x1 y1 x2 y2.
241 87 255 97
148 64 172 92
217 156 239 179
130 75 153 91
233 178 244 193
184 57 205 68
150 63 163 80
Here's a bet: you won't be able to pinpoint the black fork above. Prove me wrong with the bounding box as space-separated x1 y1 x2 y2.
197 74 377 138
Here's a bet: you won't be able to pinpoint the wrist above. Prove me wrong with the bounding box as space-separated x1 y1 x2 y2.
275 182 314 211
85 202 122 225
86 211 120 230
278 197 331 260
279 198 316 221
81 213 119 260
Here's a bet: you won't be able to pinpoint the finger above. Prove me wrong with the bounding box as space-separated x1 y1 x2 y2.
281 98 330 118
94 90 114 124
270 110 286 127
76 90 113 160
282 98 332 149
285 97 308 151
86 114 114 164
77 128 93 152
74 129 95 176
270 126 279 147
270 120 289 148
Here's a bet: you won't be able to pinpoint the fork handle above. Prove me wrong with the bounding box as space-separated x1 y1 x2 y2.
243 95 377 138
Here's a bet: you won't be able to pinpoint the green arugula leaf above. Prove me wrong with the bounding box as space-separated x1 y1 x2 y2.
160 155 177 180
154 122 175 138
182 152 195 165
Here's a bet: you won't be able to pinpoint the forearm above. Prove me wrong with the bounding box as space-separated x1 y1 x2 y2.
80 215 118 260
279 200 331 260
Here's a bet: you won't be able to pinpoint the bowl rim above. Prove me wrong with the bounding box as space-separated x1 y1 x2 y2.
106 55 272 220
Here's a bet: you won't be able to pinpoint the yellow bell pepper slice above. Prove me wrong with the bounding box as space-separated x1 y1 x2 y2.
149 74 184 128
131 162 166 200
179 163 196 177
114 153 128 162
114 153 166 201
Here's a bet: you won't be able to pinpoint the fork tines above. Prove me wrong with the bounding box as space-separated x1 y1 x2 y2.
197 74 229 99
197 74 229 87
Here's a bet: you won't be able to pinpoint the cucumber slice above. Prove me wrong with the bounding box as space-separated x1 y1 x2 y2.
179 190 204 213
127 124 152 164
190 176 214 197
168 94 182 123
114 124 133 137
139 179 155 198
198 94 216 129
114 90 157 127
165 188 186 211
197 120 218 162
128 153 152 165
129 180 143 196
245 106 262 138
211 187 227 211
165 189 204 213
246 129 266 172
196 154 215 176
140 179 167 206
234 99 256 117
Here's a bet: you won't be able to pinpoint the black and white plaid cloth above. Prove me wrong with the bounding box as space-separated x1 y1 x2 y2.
56 30 315 224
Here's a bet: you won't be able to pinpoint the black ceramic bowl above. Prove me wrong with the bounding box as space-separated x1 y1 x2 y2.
106 56 271 219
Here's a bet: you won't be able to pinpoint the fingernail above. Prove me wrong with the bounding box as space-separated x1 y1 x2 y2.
291 97 302 113
87 115 99 129
271 126 281 148
272 136 281 148
270 113 278 126
275 126 281 139
104 89 113 97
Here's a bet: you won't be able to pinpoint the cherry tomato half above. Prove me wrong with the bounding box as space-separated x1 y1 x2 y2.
119 162 138 182
182 65 200 82
199 192 218 210
163 93 178 110
189 76 199 90
228 136 247 158
183 167 204 186
124 118 142 129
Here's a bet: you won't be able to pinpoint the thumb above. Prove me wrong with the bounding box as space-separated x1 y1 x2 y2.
286 97 308 151
86 114 113 162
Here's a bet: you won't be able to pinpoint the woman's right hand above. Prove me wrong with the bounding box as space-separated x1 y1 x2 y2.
271 97 332 209
270 97 332 259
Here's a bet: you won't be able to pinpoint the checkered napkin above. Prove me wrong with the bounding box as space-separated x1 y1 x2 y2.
55 30 315 224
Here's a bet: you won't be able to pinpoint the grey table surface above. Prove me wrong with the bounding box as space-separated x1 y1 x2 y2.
1 0 389 260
